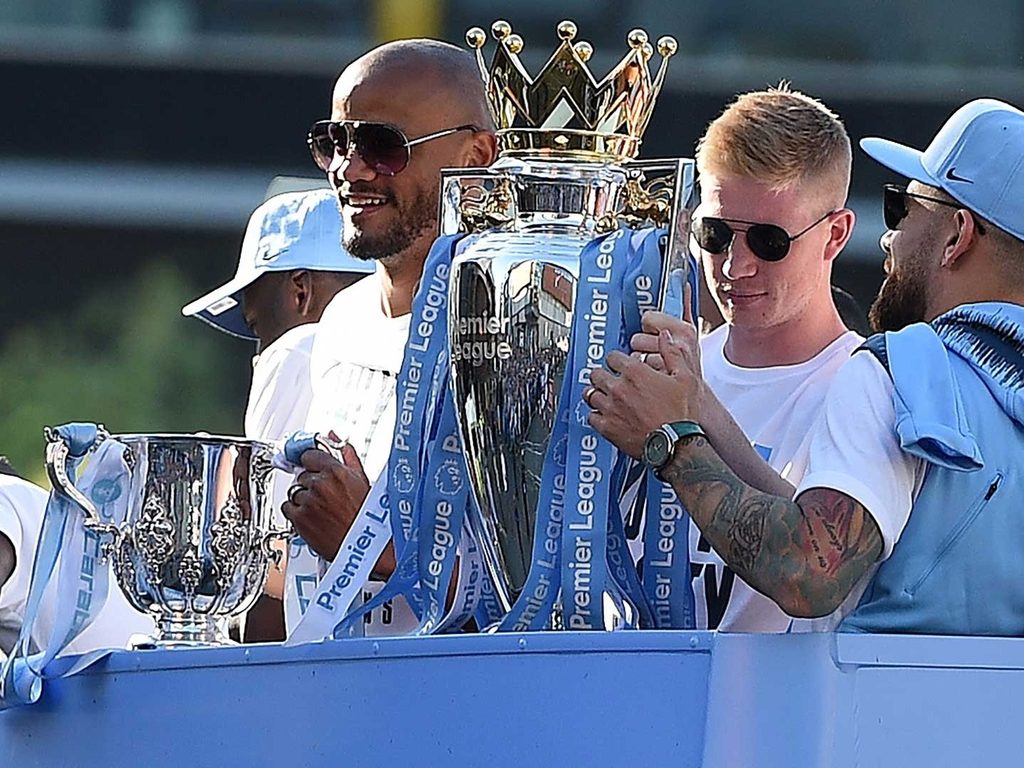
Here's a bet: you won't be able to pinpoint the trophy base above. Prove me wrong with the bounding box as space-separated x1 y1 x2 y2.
132 615 235 649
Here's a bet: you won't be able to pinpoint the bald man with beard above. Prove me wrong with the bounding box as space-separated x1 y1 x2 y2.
280 40 497 633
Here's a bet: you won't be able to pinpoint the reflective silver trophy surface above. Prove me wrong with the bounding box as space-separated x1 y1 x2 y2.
445 21 695 620
46 430 284 647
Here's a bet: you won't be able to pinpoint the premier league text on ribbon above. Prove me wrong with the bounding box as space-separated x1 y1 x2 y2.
315 505 388 612
567 230 620 629
420 434 462 607
394 260 450 535
650 484 685 625
509 472 565 632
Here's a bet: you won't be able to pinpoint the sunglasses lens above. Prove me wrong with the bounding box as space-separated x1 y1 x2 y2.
354 123 410 176
746 224 791 262
307 122 336 171
694 218 734 254
883 187 907 230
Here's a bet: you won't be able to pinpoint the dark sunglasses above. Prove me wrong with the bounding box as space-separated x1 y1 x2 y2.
691 209 836 262
307 120 479 176
882 183 986 233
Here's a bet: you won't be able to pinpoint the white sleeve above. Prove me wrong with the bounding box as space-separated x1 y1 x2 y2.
795 351 925 558
0 496 26 612
245 344 315 442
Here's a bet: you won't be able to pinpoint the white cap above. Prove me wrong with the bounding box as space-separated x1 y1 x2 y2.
182 189 374 339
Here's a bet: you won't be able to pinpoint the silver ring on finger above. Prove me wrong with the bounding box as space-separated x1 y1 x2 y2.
287 484 303 505
584 385 596 407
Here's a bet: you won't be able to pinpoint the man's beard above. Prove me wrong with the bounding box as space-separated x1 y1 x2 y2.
868 258 929 333
342 188 437 264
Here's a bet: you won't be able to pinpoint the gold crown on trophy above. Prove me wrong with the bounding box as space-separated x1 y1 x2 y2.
466 20 678 163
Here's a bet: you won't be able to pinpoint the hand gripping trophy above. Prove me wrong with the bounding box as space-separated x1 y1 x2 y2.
442 20 697 631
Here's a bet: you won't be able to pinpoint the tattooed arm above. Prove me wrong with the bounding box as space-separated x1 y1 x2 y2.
662 435 883 618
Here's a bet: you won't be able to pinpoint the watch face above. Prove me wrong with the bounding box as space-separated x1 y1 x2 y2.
644 430 672 469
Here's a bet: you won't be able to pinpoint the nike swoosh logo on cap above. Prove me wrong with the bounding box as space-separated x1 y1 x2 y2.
946 167 974 183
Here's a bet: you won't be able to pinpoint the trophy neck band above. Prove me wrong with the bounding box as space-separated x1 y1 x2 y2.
483 159 628 235
497 129 641 163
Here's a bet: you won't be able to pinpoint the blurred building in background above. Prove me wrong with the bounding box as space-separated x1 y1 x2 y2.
1 0 1022 474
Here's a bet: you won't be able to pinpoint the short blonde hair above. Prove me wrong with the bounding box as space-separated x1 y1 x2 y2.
696 84 852 202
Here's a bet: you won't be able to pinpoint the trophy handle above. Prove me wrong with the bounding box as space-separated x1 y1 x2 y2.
44 423 121 542
261 529 289 566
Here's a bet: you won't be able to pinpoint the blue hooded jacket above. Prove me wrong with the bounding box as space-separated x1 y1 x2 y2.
841 302 1024 635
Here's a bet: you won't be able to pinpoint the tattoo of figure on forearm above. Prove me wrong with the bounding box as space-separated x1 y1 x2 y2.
662 437 777 578
726 497 768 574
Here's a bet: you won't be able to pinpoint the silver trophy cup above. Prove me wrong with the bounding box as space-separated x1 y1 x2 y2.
446 21 693 625
445 157 694 622
46 430 285 647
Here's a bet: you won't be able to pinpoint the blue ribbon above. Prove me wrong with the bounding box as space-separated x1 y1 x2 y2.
1 423 126 711
498 355 571 632
561 227 630 630
334 234 485 636
605 458 654 627
641 476 696 628
624 231 698 629
387 236 463 554
414 395 470 632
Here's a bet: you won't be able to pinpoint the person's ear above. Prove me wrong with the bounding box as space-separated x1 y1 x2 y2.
823 208 856 263
291 270 315 317
941 209 981 270
462 130 498 167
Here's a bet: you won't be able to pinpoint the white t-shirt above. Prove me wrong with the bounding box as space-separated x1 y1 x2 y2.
687 325 864 631
306 271 415 635
245 322 318 444
794 351 925 631
307 271 409 480
0 474 154 661
244 322 318 526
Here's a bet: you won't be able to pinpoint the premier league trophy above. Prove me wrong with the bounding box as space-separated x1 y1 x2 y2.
445 21 696 623
45 429 285 647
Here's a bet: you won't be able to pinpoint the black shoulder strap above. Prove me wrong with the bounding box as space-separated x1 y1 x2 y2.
857 333 892 377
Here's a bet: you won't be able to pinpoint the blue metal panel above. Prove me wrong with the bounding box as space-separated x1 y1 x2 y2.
0 631 713 768
6 630 1024 767
701 633 853 768
700 632 1024 768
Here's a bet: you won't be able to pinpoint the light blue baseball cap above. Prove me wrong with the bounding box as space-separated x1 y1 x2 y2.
861 98 1024 242
182 189 374 339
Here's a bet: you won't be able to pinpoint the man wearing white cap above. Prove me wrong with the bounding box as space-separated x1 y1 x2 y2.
183 188 373 444
183 189 373 636
590 98 1024 636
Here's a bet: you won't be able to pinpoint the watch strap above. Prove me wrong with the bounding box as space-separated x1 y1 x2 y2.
663 420 706 443
652 421 706 481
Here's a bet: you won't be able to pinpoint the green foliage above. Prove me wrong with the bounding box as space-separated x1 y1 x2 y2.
0 261 248 484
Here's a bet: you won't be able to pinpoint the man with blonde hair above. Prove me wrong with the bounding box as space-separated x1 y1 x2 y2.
597 85 862 631
593 97 1024 636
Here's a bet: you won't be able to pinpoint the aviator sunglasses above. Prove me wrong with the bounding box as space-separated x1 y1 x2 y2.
882 183 986 233
691 209 836 262
307 120 479 176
